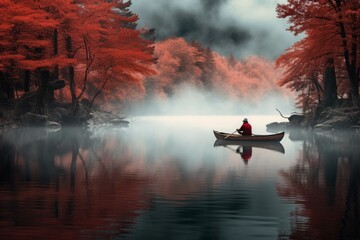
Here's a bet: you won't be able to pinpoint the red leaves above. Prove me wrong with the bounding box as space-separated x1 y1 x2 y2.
0 0 60 71
20 56 77 70
0 0 156 105
145 37 285 101
276 0 360 108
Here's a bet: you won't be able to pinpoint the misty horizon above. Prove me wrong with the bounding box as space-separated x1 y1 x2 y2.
128 85 296 116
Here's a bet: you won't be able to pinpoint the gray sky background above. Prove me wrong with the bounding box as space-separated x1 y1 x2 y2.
130 0 302 60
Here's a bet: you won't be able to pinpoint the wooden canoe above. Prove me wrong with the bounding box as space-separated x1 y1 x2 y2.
213 130 285 142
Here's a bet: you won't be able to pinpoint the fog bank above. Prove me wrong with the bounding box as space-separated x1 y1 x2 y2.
129 85 296 116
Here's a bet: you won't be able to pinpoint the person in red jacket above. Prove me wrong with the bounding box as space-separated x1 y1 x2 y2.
237 118 252 136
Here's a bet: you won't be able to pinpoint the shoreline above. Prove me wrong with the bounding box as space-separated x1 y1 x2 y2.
1 101 360 133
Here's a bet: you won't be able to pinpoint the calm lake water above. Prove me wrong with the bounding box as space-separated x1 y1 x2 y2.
0 115 359 240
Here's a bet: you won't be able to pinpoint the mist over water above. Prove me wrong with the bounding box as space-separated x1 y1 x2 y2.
1 116 360 239
130 86 296 116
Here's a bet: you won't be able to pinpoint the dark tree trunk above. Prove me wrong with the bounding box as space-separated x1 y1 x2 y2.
53 29 59 80
0 71 5 98
35 70 50 115
310 73 323 104
69 65 76 104
89 77 109 110
24 70 30 92
349 68 359 107
0 70 16 99
7 81 15 99
47 28 59 102
1 72 15 99
66 35 76 104
334 0 359 107
323 58 338 108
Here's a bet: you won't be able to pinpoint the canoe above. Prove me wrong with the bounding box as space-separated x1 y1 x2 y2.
213 130 285 142
213 139 285 154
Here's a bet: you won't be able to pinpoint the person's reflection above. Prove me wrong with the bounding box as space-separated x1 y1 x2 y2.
236 145 252 164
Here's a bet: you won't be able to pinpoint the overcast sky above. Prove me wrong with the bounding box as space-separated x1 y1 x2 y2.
130 0 302 60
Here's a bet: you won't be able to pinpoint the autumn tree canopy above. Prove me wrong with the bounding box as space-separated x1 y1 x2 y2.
0 0 155 115
1 0 294 117
276 0 360 110
143 37 287 103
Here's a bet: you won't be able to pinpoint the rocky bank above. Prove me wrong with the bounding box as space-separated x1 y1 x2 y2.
267 107 360 133
0 96 129 131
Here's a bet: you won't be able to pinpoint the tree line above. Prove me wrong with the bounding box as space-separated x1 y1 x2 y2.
0 0 155 115
3 0 336 118
0 0 288 115
144 38 286 102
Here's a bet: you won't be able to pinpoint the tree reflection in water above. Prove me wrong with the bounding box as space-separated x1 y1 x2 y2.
2 123 360 239
278 131 360 240
0 127 150 240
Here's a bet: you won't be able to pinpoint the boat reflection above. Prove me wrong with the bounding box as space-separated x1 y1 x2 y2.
213 140 285 164
236 145 253 164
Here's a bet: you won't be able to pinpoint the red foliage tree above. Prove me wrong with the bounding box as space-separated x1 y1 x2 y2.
62 0 156 111
0 0 155 115
276 0 360 109
0 0 61 100
144 37 287 103
144 38 205 98
211 54 286 100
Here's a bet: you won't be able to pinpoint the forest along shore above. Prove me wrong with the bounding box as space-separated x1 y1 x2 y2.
266 107 360 133
1 95 360 134
0 97 129 130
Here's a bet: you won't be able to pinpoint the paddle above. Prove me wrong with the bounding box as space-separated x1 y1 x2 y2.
223 145 237 153
224 130 237 139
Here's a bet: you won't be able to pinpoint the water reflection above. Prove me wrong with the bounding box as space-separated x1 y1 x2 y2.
214 140 285 164
0 127 151 239
1 116 359 239
277 130 360 239
237 145 253 163
0 116 294 239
